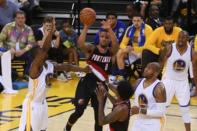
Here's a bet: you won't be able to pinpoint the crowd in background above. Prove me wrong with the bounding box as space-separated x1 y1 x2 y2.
0 0 197 91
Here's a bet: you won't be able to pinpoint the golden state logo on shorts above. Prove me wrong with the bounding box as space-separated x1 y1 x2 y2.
138 94 148 108
173 59 186 72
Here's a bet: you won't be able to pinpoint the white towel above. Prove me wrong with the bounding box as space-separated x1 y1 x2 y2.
0 50 16 93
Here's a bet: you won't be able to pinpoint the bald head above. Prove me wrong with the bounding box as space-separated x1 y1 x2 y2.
177 30 189 48
149 62 161 74
150 5 159 18
143 62 161 79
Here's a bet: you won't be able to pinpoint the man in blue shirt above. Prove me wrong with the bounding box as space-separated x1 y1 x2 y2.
0 0 19 31
94 11 127 45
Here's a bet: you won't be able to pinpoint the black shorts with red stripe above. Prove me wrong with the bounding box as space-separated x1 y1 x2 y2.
72 73 107 108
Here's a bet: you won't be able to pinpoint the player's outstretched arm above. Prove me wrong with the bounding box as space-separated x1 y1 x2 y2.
29 24 54 79
77 25 94 57
159 44 172 68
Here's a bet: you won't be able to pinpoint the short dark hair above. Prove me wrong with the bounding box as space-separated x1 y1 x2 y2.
62 19 71 25
149 62 161 75
14 10 26 18
132 12 143 19
106 11 117 19
99 28 108 33
150 5 159 12
43 16 54 23
164 16 174 22
62 19 72 27
117 80 134 100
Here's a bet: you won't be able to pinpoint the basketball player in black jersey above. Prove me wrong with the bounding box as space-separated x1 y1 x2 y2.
96 80 134 131
64 20 119 131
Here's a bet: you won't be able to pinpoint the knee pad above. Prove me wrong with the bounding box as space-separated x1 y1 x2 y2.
180 106 191 123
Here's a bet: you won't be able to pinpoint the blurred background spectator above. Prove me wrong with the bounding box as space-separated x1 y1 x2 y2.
35 16 61 63
10 0 32 24
94 11 127 45
0 10 35 80
60 20 79 66
115 13 153 81
58 20 85 81
0 0 19 31
145 5 162 30
171 0 197 35
142 17 182 72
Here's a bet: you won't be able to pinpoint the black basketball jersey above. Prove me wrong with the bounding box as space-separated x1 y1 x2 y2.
109 100 131 131
87 46 112 81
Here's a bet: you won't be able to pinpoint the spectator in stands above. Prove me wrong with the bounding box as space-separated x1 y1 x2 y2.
58 20 85 81
145 5 162 30
126 3 139 26
35 17 73 81
35 16 61 63
94 11 127 45
114 13 153 81
133 0 148 18
60 20 78 66
10 0 33 25
142 17 182 72
159 0 173 17
0 0 19 31
126 1 161 24
171 0 197 35
151 0 162 5
0 10 35 78
32 0 42 12
132 0 162 19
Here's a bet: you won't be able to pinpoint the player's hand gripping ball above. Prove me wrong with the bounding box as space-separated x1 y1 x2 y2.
80 8 96 26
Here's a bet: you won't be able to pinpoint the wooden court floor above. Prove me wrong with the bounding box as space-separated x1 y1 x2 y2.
0 70 197 131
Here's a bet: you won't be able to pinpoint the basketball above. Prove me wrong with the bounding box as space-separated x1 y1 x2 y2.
80 8 96 26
